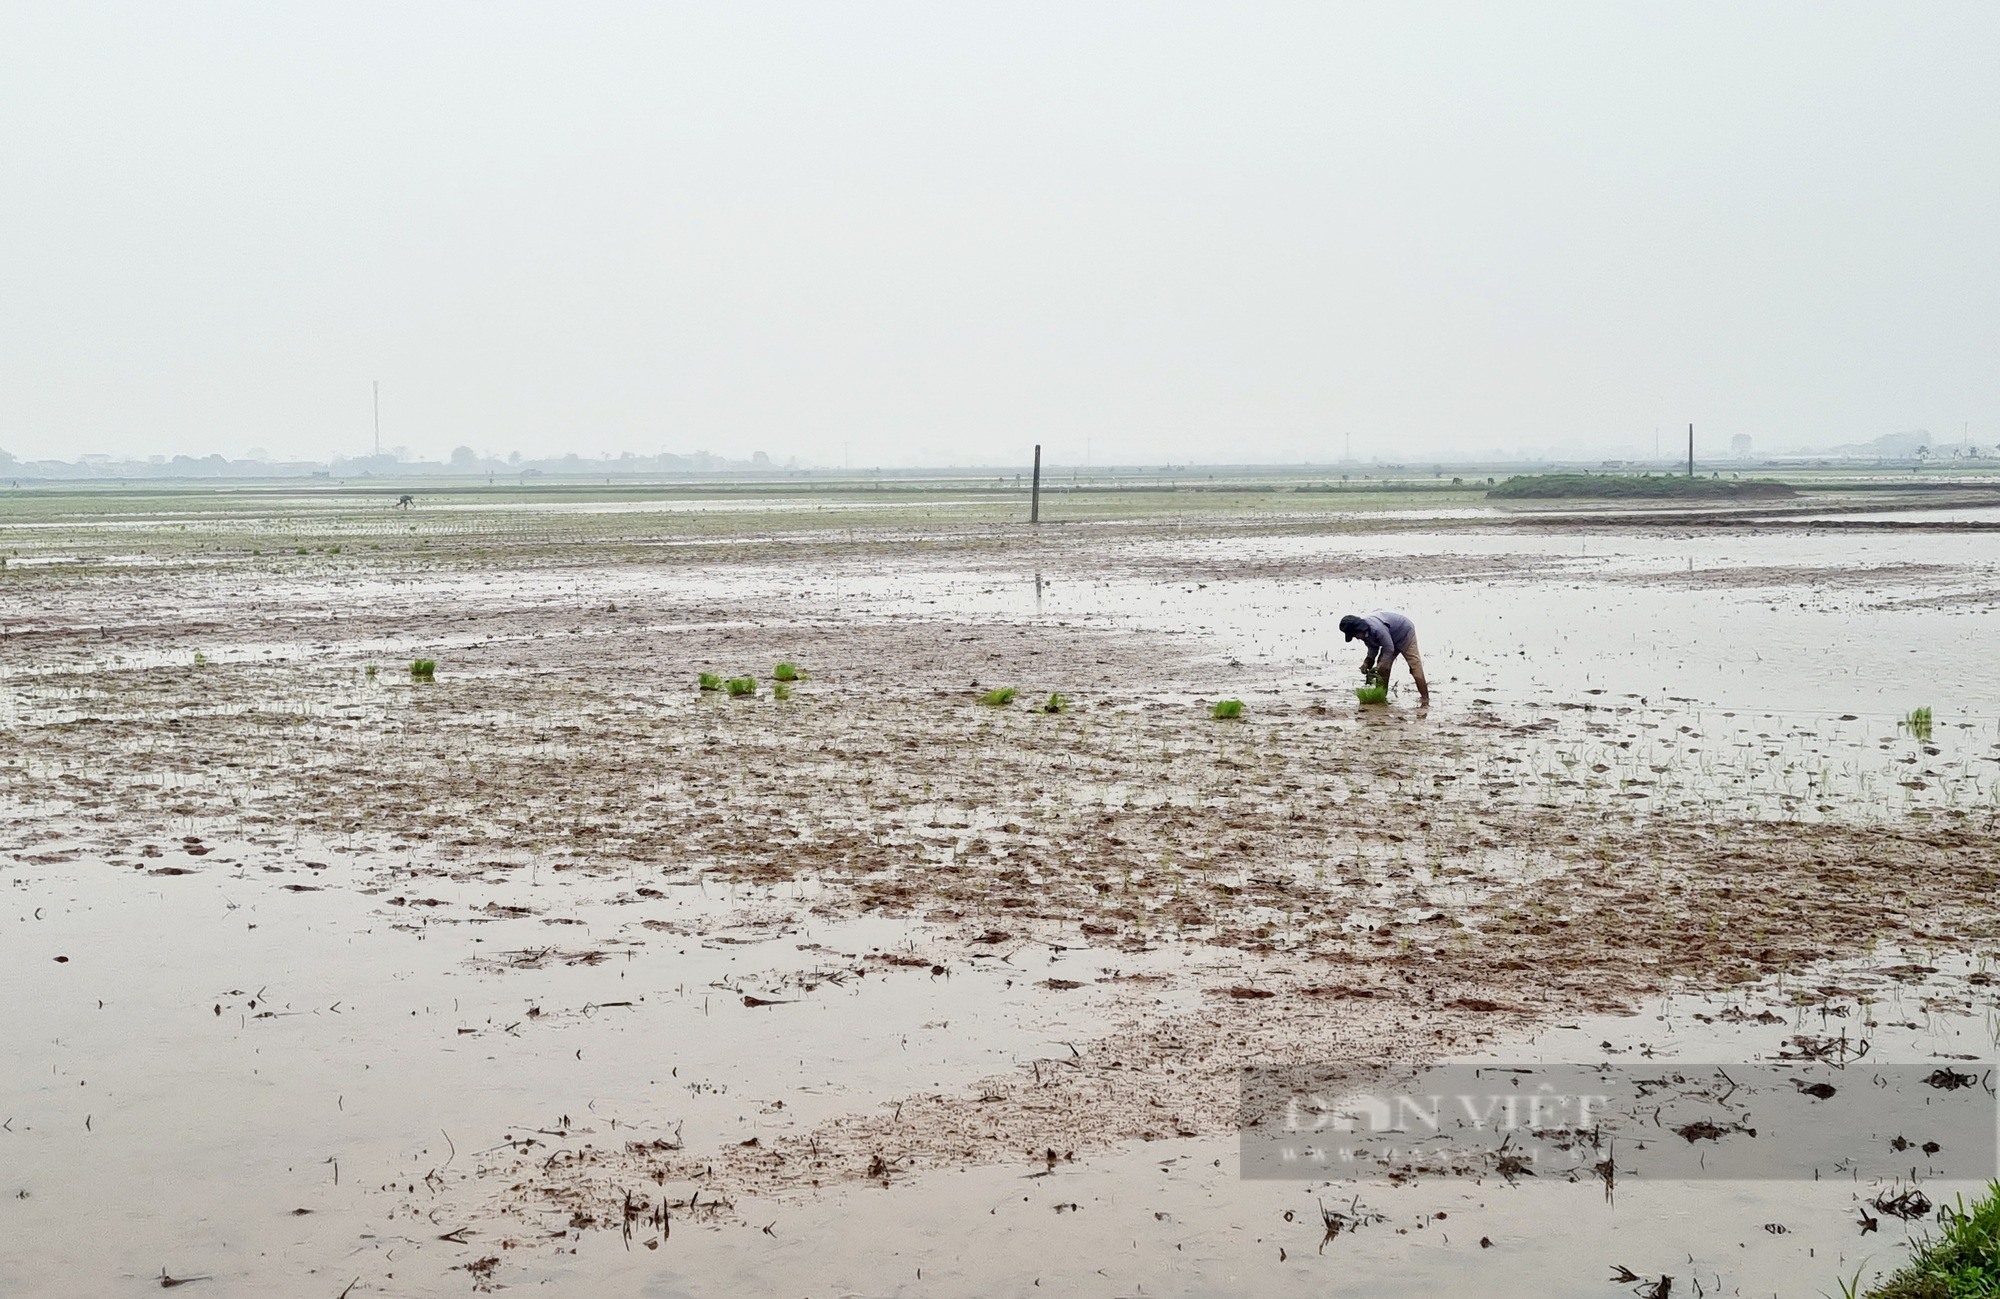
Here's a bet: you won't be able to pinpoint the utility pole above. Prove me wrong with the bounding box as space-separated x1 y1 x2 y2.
1687 423 1694 477
373 381 381 458
1030 444 1042 524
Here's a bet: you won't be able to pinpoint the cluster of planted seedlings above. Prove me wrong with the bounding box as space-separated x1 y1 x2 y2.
1211 699 1244 720
979 686 1074 713
410 659 437 682
1904 706 1935 743
1354 672 1388 706
698 664 806 699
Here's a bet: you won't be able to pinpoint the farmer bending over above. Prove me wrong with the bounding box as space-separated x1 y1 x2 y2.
1339 610 1430 706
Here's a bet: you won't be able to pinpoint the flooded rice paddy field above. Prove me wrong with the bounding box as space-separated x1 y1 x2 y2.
2 483 1996 1297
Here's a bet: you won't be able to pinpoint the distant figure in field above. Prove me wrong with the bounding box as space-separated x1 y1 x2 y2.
1339 609 1429 707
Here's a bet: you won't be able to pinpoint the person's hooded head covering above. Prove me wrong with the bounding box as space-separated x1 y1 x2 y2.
1338 614 1368 642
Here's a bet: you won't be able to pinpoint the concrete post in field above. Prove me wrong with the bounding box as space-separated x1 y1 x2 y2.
1031 444 1042 524
1687 424 1694 477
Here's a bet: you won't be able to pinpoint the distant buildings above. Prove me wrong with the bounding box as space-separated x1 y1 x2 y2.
0 448 793 481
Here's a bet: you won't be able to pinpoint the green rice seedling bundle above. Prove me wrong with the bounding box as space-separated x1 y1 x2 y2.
979 687 1018 706
1354 673 1388 705
725 676 758 698
364 664 378 681
410 659 437 681
773 662 805 682
698 672 723 691
1041 692 1068 714
772 682 792 701
1903 706 1934 743
1211 699 1244 720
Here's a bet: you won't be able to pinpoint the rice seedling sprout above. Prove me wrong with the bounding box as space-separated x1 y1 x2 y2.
1041 692 1068 714
774 662 805 682
1211 699 1244 720
698 672 723 692
979 687 1018 707
725 676 758 698
410 659 436 681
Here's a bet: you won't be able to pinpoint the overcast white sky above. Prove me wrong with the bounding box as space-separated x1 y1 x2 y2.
2 3 1995 466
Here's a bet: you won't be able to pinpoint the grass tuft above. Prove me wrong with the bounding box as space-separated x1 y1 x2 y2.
1860 1180 2000 1298
1040 692 1068 714
1211 699 1244 720
1903 706 1934 743
410 659 436 681
979 687 1018 707
774 662 805 682
773 682 792 701
725 676 757 698
697 672 723 692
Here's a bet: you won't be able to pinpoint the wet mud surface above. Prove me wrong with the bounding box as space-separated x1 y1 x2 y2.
2 486 1996 1295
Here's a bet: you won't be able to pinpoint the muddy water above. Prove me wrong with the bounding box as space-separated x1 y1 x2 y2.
851 527 2000 825
857 527 2000 715
10 835 1988 1297
5 833 1181 1294
4 503 1998 1297
498 956 1994 1299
